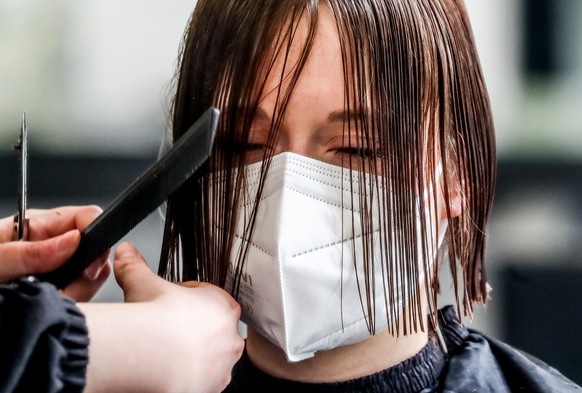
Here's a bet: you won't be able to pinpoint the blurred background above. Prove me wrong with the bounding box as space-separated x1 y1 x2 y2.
0 0 580 384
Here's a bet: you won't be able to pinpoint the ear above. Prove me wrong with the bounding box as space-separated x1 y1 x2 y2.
438 176 463 220
445 179 463 219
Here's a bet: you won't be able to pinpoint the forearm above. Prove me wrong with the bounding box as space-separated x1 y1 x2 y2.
79 302 172 393
79 242 243 393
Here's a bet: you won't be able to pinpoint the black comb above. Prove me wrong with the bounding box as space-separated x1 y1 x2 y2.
37 107 219 288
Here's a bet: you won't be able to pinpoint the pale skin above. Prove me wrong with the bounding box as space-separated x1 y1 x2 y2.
241 9 461 383
0 206 244 393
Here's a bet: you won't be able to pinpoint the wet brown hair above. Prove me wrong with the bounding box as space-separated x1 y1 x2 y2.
159 0 495 334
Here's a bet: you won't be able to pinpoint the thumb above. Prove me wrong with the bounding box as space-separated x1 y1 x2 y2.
114 242 163 302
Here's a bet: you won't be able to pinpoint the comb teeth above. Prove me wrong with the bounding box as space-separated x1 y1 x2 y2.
36 108 219 288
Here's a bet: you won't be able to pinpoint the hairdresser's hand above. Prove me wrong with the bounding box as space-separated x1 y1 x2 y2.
0 206 110 301
83 242 243 393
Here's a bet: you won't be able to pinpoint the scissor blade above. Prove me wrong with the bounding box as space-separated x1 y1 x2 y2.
12 112 29 241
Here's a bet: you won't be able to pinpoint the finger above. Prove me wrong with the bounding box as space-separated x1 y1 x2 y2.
84 249 111 281
114 242 164 302
0 206 101 243
0 216 16 242
26 206 103 241
179 280 241 315
61 256 111 302
0 230 80 283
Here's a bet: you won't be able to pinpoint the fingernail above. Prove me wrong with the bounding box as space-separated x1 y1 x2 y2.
115 242 137 259
84 260 105 280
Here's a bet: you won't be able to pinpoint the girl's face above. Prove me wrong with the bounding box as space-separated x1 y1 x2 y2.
162 0 492 323
241 8 459 222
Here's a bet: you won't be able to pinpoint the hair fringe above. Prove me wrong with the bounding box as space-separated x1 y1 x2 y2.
160 0 495 337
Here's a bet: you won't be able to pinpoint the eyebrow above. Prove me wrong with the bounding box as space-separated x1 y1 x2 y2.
327 109 372 123
240 106 372 124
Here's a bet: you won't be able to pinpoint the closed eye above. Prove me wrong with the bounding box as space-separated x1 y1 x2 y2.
335 146 376 158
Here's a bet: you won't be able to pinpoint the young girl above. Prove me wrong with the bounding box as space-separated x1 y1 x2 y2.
160 0 580 391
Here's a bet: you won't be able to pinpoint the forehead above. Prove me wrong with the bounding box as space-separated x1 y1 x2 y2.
260 8 347 106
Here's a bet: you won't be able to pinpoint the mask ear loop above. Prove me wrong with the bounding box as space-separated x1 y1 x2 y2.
427 162 449 356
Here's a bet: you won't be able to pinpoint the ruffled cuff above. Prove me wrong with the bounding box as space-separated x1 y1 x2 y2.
0 278 89 393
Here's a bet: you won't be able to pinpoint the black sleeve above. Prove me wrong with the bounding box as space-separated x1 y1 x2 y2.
0 278 89 393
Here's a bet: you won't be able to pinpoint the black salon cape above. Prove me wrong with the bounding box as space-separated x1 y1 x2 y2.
0 279 88 393
224 306 581 392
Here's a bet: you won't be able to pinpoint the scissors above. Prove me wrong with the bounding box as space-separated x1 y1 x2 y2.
12 112 29 241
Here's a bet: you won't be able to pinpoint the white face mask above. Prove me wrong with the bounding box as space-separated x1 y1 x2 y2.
223 152 447 362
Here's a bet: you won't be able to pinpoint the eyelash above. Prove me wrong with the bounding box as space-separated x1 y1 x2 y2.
335 147 377 158
221 141 382 159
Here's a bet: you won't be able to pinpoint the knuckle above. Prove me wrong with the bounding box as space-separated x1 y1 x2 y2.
115 256 135 275
215 287 241 314
230 299 242 318
25 241 52 263
234 335 245 358
17 242 52 274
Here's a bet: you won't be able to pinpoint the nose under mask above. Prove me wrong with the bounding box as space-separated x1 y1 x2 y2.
222 152 447 361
